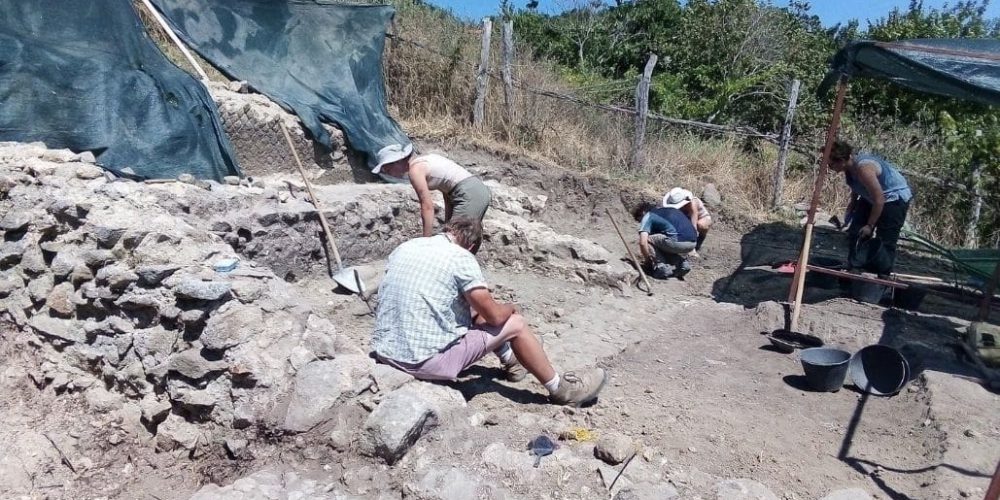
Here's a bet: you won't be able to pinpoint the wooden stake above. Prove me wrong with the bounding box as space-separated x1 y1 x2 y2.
772 79 801 209
984 458 1000 500
138 0 209 82
472 18 493 129
279 123 342 270
966 163 983 248
630 54 658 170
788 75 848 323
501 20 516 126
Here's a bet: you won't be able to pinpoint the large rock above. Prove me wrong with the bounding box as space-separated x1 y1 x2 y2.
0 210 30 232
50 251 81 278
96 264 138 291
594 432 636 465
281 355 373 432
81 249 115 269
0 240 26 266
133 326 179 371
45 281 76 316
26 274 54 303
702 183 722 207
715 479 779 500
19 243 47 276
173 279 232 301
360 386 439 464
155 414 202 451
84 386 124 413
153 348 229 379
0 271 23 297
200 303 264 350
135 264 180 287
29 315 82 343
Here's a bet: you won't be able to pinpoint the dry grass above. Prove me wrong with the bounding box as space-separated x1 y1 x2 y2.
385 1 830 225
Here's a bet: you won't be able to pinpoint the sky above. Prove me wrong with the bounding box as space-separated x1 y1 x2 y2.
423 0 1000 28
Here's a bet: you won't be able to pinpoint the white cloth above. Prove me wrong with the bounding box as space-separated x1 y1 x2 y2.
412 154 472 193
372 235 487 364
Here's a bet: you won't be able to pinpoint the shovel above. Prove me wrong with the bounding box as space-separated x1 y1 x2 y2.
279 124 367 297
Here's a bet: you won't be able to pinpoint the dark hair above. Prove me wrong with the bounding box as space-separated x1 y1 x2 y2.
442 217 483 254
830 140 853 162
631 200 658 222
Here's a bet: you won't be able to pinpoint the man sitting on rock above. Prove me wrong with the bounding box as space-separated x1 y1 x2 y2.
371 217 608 406
633 200 698 279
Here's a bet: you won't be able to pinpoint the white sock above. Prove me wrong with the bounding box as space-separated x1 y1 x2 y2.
496 343 514 364
543 374 560 392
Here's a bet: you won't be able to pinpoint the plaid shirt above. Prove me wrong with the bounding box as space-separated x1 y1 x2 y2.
372 235 487 364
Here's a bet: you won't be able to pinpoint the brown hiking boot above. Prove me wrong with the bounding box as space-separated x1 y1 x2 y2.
549 368 608 406
503 360 528 382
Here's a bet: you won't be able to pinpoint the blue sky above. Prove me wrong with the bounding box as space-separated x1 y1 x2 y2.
423 1 1000 28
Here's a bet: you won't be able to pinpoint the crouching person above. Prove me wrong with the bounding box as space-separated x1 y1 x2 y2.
371 217 608 406
633 200 698 279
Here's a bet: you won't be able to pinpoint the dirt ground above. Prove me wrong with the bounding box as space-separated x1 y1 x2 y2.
1 142 998 500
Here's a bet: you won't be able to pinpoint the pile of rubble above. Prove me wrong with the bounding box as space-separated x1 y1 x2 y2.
0 142 628 462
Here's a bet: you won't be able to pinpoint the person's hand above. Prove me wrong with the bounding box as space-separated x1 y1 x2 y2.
859 224 874 240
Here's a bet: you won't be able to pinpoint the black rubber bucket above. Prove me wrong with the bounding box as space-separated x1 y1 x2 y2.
851 280 885 304
800 348 852 392
893 286 926 311
849 345 909 396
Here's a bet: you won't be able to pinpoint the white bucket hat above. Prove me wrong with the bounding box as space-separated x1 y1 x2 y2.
371 143 413 174
662 187 693 209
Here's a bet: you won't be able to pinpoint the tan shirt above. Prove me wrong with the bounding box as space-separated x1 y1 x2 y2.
411 154 472 193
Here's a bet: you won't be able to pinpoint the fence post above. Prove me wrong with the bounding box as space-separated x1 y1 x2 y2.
630 54 657 170
772 79 801 209
472 17 493 129
501 19 516 126
965 163 984 248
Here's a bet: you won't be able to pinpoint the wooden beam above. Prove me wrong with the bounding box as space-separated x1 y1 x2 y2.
772 79 801 209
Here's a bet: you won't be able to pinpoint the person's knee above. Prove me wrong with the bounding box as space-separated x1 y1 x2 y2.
501 313 529 339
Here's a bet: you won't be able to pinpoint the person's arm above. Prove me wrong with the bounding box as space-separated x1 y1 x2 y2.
465 287 516 327
688 200 701 230
638 232 653 265
856 161 885 238
407 162 435 237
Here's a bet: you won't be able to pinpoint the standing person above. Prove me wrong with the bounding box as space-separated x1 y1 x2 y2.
371 217 608 406
662 187 713 256
632 200 698 279
828 140 913 275
372 143 492 237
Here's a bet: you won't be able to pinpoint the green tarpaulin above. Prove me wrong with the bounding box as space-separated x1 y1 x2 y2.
820 39 1000 106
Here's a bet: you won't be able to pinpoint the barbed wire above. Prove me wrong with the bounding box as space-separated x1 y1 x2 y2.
387 32 997 203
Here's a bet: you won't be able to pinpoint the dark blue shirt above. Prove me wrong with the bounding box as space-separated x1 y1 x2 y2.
638 207 697 242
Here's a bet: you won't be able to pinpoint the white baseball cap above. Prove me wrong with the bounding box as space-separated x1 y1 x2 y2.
662 187 693 209
371 143 413 174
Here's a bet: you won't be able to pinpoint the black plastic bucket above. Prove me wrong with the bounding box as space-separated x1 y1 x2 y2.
851 280 885 304
893 286 926 311
800 348 852 392
849 345 909 396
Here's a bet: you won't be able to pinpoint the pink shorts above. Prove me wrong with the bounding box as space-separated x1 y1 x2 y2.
376 324 506 381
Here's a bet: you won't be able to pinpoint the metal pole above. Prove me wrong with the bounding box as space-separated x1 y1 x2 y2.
788 75 848 330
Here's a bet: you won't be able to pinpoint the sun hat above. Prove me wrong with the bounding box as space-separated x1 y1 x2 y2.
662 187 693 209
371 143 413 174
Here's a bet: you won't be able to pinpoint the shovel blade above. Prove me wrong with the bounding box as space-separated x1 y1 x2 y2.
333 268 366 295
